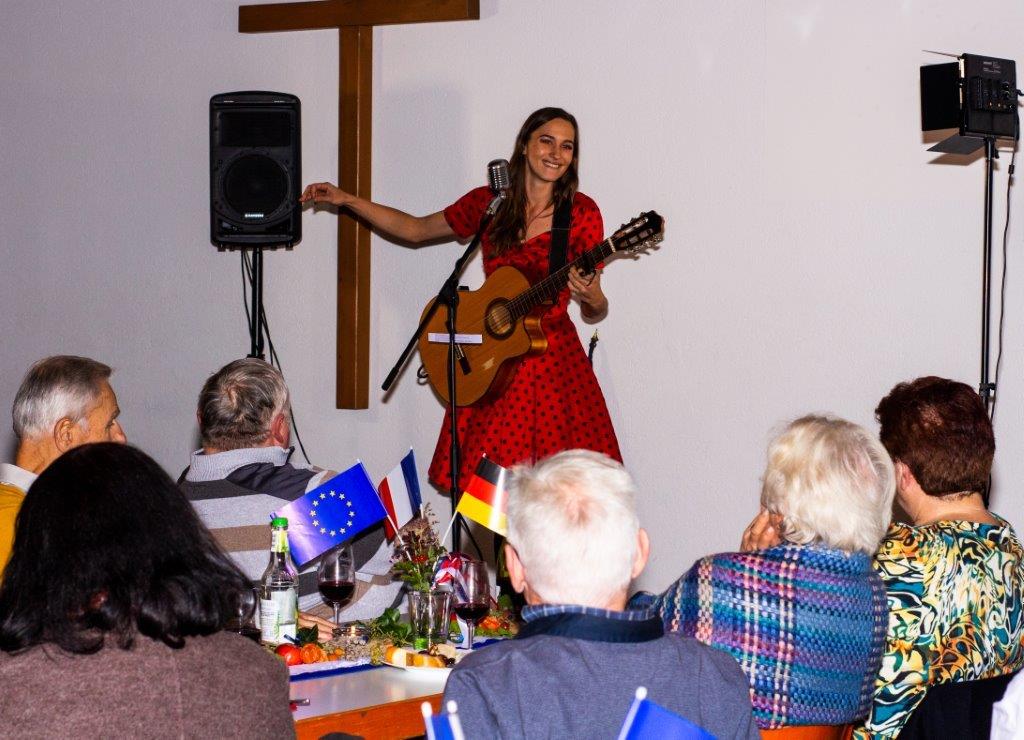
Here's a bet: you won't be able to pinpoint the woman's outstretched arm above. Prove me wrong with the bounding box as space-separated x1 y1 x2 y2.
300 181 454 244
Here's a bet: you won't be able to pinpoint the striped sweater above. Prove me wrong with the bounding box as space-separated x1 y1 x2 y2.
653 544 887 729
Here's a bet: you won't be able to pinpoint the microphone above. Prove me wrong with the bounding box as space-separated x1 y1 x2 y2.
487 158 510 197
485 159 510 216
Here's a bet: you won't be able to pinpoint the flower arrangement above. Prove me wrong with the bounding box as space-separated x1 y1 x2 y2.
390 504 447 593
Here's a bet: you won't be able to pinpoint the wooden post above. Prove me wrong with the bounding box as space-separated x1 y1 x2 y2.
238 0 480 408
336 25 373 408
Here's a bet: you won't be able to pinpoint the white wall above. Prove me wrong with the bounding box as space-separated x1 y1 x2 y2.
2 0 1022 592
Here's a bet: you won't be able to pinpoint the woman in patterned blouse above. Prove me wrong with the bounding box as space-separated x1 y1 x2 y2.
852 376 1024 738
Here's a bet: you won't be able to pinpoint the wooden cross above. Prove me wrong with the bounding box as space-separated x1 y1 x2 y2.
239 0 480 409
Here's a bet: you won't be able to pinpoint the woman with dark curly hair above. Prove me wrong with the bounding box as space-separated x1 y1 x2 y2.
853 377 1024 739
0 443 295 738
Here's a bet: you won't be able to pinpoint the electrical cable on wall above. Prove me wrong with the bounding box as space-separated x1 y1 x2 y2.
991 145 1017 425
240 251 312 465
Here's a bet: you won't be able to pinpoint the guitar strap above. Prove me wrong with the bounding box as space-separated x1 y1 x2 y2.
548 196 573 276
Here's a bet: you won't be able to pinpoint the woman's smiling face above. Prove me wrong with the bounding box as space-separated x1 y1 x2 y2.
522 117 576 186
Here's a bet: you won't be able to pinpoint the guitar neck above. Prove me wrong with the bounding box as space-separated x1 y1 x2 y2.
508 238 616 320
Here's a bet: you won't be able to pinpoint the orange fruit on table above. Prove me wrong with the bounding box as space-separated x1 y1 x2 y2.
300 643 327 664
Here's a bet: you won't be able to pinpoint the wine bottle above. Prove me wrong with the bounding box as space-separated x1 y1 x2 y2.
260 517 298 644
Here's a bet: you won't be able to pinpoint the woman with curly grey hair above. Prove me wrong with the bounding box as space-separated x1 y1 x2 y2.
649 414 895 731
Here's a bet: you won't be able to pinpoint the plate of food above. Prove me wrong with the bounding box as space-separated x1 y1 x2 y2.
383 643 466 679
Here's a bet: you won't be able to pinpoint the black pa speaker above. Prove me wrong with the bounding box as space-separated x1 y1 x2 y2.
210 91 301 249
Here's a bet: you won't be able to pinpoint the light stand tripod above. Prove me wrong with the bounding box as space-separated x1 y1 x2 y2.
921 52 1021 410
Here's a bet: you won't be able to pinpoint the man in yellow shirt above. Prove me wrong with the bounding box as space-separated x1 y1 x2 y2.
0 356 127 568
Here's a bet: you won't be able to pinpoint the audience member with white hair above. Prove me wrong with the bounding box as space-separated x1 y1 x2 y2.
443 449 759 739
1 355 126 569
648 414 895 731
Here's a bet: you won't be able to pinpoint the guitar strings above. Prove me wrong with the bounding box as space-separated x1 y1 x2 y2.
441 238 618 340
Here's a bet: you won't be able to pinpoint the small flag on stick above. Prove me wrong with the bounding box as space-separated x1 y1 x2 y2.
379 449 422 540
274 462 387 566
617 687 714 740
421 700 465 740
455 456 510 536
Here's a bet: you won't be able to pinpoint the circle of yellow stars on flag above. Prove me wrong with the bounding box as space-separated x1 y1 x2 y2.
308 488 357 539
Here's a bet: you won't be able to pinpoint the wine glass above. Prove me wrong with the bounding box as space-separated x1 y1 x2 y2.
453 559 490 650
318 545 356 636
226 586 260 642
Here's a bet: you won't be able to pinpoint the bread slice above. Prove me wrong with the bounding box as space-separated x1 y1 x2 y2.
385 645 413 666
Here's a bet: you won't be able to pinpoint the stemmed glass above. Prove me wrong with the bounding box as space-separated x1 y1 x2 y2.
226 586 260 642
453 559 490 650
317 545 356 636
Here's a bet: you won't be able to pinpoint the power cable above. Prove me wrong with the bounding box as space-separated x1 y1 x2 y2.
240 250 312 464
991 144 1017 425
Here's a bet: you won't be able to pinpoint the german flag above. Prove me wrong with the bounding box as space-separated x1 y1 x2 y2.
456 457 510 536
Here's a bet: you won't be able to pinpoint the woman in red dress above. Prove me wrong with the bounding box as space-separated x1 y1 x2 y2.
301 107 621 491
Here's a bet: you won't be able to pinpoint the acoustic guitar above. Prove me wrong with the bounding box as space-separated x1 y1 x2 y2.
418 211 665 406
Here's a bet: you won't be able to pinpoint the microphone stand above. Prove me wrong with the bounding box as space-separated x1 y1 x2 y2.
381 194 503 553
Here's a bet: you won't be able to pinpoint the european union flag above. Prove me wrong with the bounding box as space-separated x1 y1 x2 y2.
274 462 387 566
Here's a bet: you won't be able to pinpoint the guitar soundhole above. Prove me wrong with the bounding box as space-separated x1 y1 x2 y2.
485 302 514 338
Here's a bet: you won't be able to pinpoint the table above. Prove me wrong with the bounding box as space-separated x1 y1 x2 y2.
290 663 446 740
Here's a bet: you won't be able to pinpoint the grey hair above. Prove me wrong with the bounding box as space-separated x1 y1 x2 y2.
760 414 896 555
507 450 640 607
12 356 113 440
198 358 290 451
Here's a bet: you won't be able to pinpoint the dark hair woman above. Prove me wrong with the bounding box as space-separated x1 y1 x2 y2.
0 443 294 738
851 377 1024 738
300 107 621 492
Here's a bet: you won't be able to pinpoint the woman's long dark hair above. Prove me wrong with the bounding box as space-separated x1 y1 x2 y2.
0 443 252 654
488 107 580 256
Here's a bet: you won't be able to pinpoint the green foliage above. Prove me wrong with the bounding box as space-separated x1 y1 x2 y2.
293 626 320 646
391 543 447 593
391 504 446 593
359 607 412 646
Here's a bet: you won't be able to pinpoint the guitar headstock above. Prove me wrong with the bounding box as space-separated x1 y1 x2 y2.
609 211 665 254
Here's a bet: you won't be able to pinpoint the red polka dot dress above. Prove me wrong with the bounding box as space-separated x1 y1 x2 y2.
427 186 623 492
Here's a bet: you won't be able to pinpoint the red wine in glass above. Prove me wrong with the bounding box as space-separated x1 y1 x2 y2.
319 580 356 604
454 603 489 623
317 545 356 636
455 560 490 649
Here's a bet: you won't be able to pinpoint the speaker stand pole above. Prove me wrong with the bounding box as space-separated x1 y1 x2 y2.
249 248 266 360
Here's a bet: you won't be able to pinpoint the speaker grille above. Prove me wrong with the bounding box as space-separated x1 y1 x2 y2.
217 110 291 148
223 154 288 218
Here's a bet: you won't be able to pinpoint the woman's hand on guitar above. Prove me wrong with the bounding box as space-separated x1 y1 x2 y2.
299 181 350 207
568 266 608 319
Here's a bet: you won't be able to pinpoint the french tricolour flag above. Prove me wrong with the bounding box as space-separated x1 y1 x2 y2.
378 449 422 540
